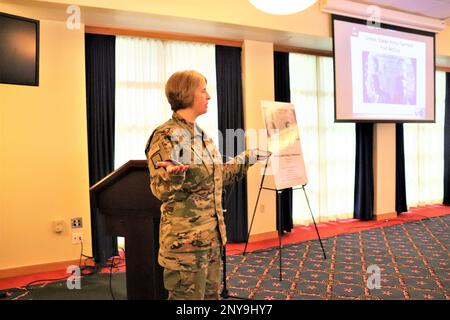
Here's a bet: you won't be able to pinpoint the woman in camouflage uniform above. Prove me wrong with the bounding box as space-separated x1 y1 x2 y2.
145 70 257 300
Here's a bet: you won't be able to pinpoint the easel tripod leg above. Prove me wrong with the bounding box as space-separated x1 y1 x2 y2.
243 158 270 255
302 186 327 260
220 246 228 298
276 190 283 281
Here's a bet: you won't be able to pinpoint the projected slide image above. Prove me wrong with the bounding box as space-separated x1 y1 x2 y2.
349 29 427 119
363 52 417 105
333 17 434 121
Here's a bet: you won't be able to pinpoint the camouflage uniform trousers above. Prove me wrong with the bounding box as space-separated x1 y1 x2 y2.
163 247 222 300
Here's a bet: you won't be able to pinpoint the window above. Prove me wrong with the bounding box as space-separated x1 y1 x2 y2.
114 36 218 168
404 71 446 207
289 54 355 225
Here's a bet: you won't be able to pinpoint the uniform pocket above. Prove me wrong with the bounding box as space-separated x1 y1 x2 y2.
163 269 181 291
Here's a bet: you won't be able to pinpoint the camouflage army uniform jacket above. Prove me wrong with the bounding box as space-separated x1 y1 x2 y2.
145 112 254 271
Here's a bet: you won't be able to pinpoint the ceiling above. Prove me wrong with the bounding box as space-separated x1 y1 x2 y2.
2 0 449 63
351 0 450 20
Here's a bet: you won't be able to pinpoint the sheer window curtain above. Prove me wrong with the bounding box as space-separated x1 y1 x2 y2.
404 71 446 207
289 53 355 225
115 36 219 169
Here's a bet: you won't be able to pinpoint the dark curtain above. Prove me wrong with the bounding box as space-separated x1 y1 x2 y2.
444 72 450 205
85 34 117 262
274 51 294 232
396 123 408 213
215 45 248 242
354 123 374 220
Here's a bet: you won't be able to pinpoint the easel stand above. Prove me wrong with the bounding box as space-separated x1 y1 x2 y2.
220 243 248 300
243 159 327 281
220 189 249 300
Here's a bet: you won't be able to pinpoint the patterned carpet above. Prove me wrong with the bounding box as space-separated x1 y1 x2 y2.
224 215 450 300
2 214 448 300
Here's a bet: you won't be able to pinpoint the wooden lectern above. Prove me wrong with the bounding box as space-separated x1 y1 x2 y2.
90 160 167 300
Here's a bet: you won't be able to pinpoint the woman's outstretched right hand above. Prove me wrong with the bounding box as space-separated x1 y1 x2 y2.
156 161 189 174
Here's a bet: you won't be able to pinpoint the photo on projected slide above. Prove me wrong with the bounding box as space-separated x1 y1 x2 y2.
362 52 417 105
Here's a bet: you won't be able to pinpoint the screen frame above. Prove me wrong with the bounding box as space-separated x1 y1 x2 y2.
332 14 436 123
0 11 40 87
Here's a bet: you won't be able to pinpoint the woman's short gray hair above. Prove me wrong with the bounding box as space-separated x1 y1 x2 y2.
165 70 207 111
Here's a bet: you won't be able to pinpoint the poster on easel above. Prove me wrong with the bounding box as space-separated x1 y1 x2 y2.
260 100 308 190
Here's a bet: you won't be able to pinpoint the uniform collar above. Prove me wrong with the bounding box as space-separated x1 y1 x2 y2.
172 112 203 138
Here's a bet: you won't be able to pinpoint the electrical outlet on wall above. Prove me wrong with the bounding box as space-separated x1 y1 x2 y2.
72 232 83 244
71 217 83 228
